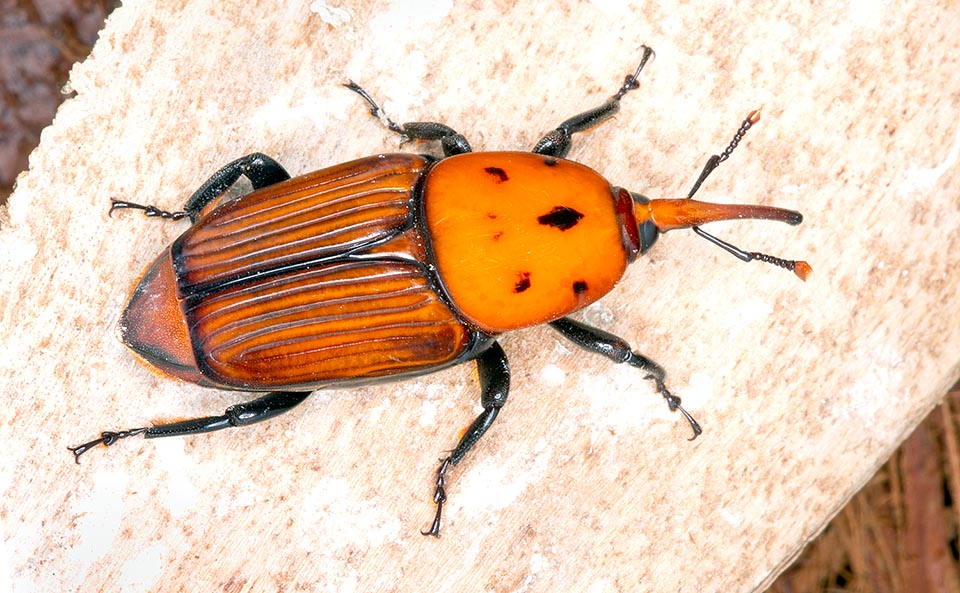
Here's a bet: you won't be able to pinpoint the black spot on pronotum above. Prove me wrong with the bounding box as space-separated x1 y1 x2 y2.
484 167 509 183
572 280 588 295
542 157 558 167
514 272 531 293
537 206 584 231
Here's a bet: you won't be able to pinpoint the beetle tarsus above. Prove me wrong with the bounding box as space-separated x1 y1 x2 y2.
421 456 452 537
343 79 408 138
645 375 702 440
532 46 655 158
68 427 149 463
344 80 473 156
109 199 190 220
612 45 655 101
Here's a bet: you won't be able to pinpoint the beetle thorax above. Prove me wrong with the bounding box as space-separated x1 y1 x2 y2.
422 152 631 334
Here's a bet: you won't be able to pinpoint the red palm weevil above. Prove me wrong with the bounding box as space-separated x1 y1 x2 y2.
70 47 810 536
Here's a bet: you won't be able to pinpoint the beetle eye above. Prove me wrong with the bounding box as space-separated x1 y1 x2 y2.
639 219 659 253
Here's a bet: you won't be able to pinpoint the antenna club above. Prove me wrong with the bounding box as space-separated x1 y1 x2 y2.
794 261 812 281
747 107 762 124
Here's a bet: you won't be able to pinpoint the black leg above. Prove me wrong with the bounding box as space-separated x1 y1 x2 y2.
422 341 510 537
548 317 701 439
532 46 654 158
109 153 291 223
68 391 311 462
343 80 473 156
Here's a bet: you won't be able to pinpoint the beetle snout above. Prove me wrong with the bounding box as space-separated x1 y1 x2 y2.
635 197 803 233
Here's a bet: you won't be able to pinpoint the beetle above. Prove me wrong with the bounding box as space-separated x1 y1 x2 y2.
69 47 810 536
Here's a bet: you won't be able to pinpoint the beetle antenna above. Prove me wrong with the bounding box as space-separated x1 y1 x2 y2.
687 108 761 199
681 108 810 280
692 226 811 280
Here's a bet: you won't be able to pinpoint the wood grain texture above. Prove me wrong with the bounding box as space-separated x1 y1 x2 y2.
2 2 959 592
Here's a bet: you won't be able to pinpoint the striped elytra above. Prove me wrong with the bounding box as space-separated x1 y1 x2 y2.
119 154 480 390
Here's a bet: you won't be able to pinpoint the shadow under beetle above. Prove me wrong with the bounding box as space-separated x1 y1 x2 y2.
70 47 810 537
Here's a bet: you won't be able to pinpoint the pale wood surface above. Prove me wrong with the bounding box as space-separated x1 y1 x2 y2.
3 2 959 592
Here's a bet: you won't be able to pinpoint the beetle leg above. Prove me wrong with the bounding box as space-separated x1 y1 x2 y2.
343 80 473 157
109 153 291 224
422 341 510 537
68 391 311 462
532 46 654 158
548 317 702 440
